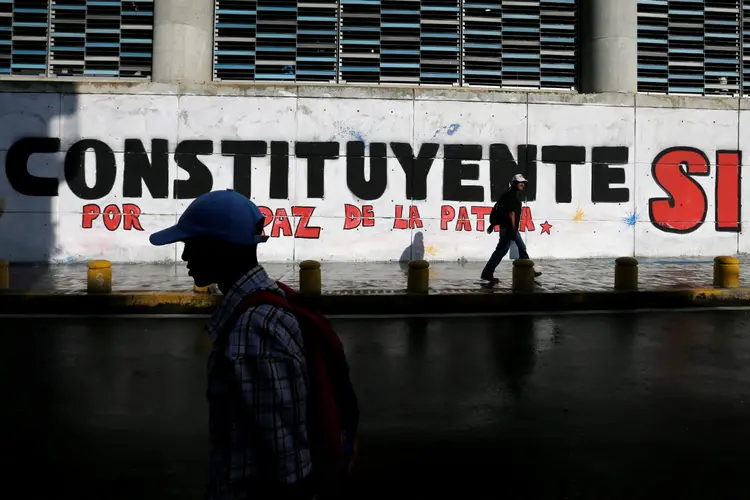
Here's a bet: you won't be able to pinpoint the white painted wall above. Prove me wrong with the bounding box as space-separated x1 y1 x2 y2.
0 88 747 263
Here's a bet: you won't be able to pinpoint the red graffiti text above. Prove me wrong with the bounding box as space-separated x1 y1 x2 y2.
82 203 143 231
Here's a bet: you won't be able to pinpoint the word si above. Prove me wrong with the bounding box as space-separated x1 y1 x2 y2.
649 147 741 233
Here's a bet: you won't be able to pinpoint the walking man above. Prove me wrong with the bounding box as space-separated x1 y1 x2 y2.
481 174 541 283
149 190 316 500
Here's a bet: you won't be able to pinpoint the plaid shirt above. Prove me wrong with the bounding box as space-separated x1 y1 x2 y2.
205 266 311 499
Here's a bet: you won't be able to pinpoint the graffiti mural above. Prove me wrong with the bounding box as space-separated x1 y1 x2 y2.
0 92 747 263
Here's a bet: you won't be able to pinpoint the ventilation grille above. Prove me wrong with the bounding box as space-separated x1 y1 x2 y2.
214 0 340 82
215 0 579 90
743 0 750 94
637 0 742 96
0 0 153 78
0 0 50 76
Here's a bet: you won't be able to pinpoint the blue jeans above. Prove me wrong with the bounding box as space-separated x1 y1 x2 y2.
481 229 529 278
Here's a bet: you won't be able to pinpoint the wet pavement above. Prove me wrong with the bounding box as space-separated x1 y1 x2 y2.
3 311 750 499
3 256 745 294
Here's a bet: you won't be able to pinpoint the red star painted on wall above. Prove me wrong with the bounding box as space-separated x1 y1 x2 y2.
540 221 553 235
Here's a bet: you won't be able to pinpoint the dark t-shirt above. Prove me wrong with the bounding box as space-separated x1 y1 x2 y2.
496 188 522 231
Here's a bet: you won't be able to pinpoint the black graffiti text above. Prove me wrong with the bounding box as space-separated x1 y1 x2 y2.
5 138 632 204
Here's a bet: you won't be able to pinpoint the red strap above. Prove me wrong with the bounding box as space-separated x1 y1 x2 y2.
219 291 289 341
240 290 289 310
275 281 297 298
223 282 306 338
237 282 296 312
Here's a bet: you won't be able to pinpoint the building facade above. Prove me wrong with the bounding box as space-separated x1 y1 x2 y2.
1 1 749 264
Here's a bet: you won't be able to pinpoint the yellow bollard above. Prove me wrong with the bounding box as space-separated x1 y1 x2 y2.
0 260 8 290
614 257 639 291
299 260 322 295
512 259 535 293
193 283 217 293
407 260 430 294
713 256 740 288
87 260 112 293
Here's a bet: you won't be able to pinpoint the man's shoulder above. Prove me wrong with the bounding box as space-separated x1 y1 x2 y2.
498 189 514 204
232 297 305 358
238 299 298 328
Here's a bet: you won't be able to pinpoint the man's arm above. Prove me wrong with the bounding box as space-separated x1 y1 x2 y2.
230 310 311 487
233 351 310 482
508 210 517 236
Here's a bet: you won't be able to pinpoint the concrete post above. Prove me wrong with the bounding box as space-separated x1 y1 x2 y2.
152 0 214 84
512 259 536 293
713 256 740 289
0 260 8 291
614 257 638 291
87 260 112 294
299 260 322 296
579 0 637 93
407 260 430 294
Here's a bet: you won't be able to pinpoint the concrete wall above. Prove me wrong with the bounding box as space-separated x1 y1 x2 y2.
1 83 748 263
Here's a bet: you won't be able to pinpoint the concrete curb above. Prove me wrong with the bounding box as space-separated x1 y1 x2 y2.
2 288 750 315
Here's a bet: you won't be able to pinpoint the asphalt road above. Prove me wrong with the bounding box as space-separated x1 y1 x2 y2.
2 311 750 499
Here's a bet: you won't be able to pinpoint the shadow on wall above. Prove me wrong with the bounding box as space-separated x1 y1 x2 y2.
1 84 79 493
396 230 520 271
398 231 425 273
400 231 425 262
0 83 78 287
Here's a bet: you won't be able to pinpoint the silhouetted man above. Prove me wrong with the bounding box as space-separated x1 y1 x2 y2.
482 174 541 283
149 190 315 500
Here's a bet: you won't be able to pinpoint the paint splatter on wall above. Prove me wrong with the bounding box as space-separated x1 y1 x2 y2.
573 205 584 222
333 121 365 142
623 211 640 227
432 123 461 138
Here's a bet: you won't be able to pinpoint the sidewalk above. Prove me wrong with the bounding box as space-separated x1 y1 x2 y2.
3 257 750 316
1 257 740 294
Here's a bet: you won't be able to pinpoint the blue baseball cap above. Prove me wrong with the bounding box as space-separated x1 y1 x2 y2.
149 189 270 246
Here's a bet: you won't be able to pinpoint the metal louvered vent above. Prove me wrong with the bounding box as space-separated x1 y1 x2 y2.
497 0 541 88
297 1 338 82
540 0 577 88
0 0 49 76
213 1 257 80
0 0 152 78
215 0 579 90
51 0 154 78
462 1 502 86
338 0 379 83
214 0 339 82
420 1 460 85
379 0 420 84
743 1 750 94
637 0 741 96
49 0 86 77
255 0 297 81
120 0 153 77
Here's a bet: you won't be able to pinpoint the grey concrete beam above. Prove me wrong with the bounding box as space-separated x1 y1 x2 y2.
579 0 638 94
152 0 214 84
